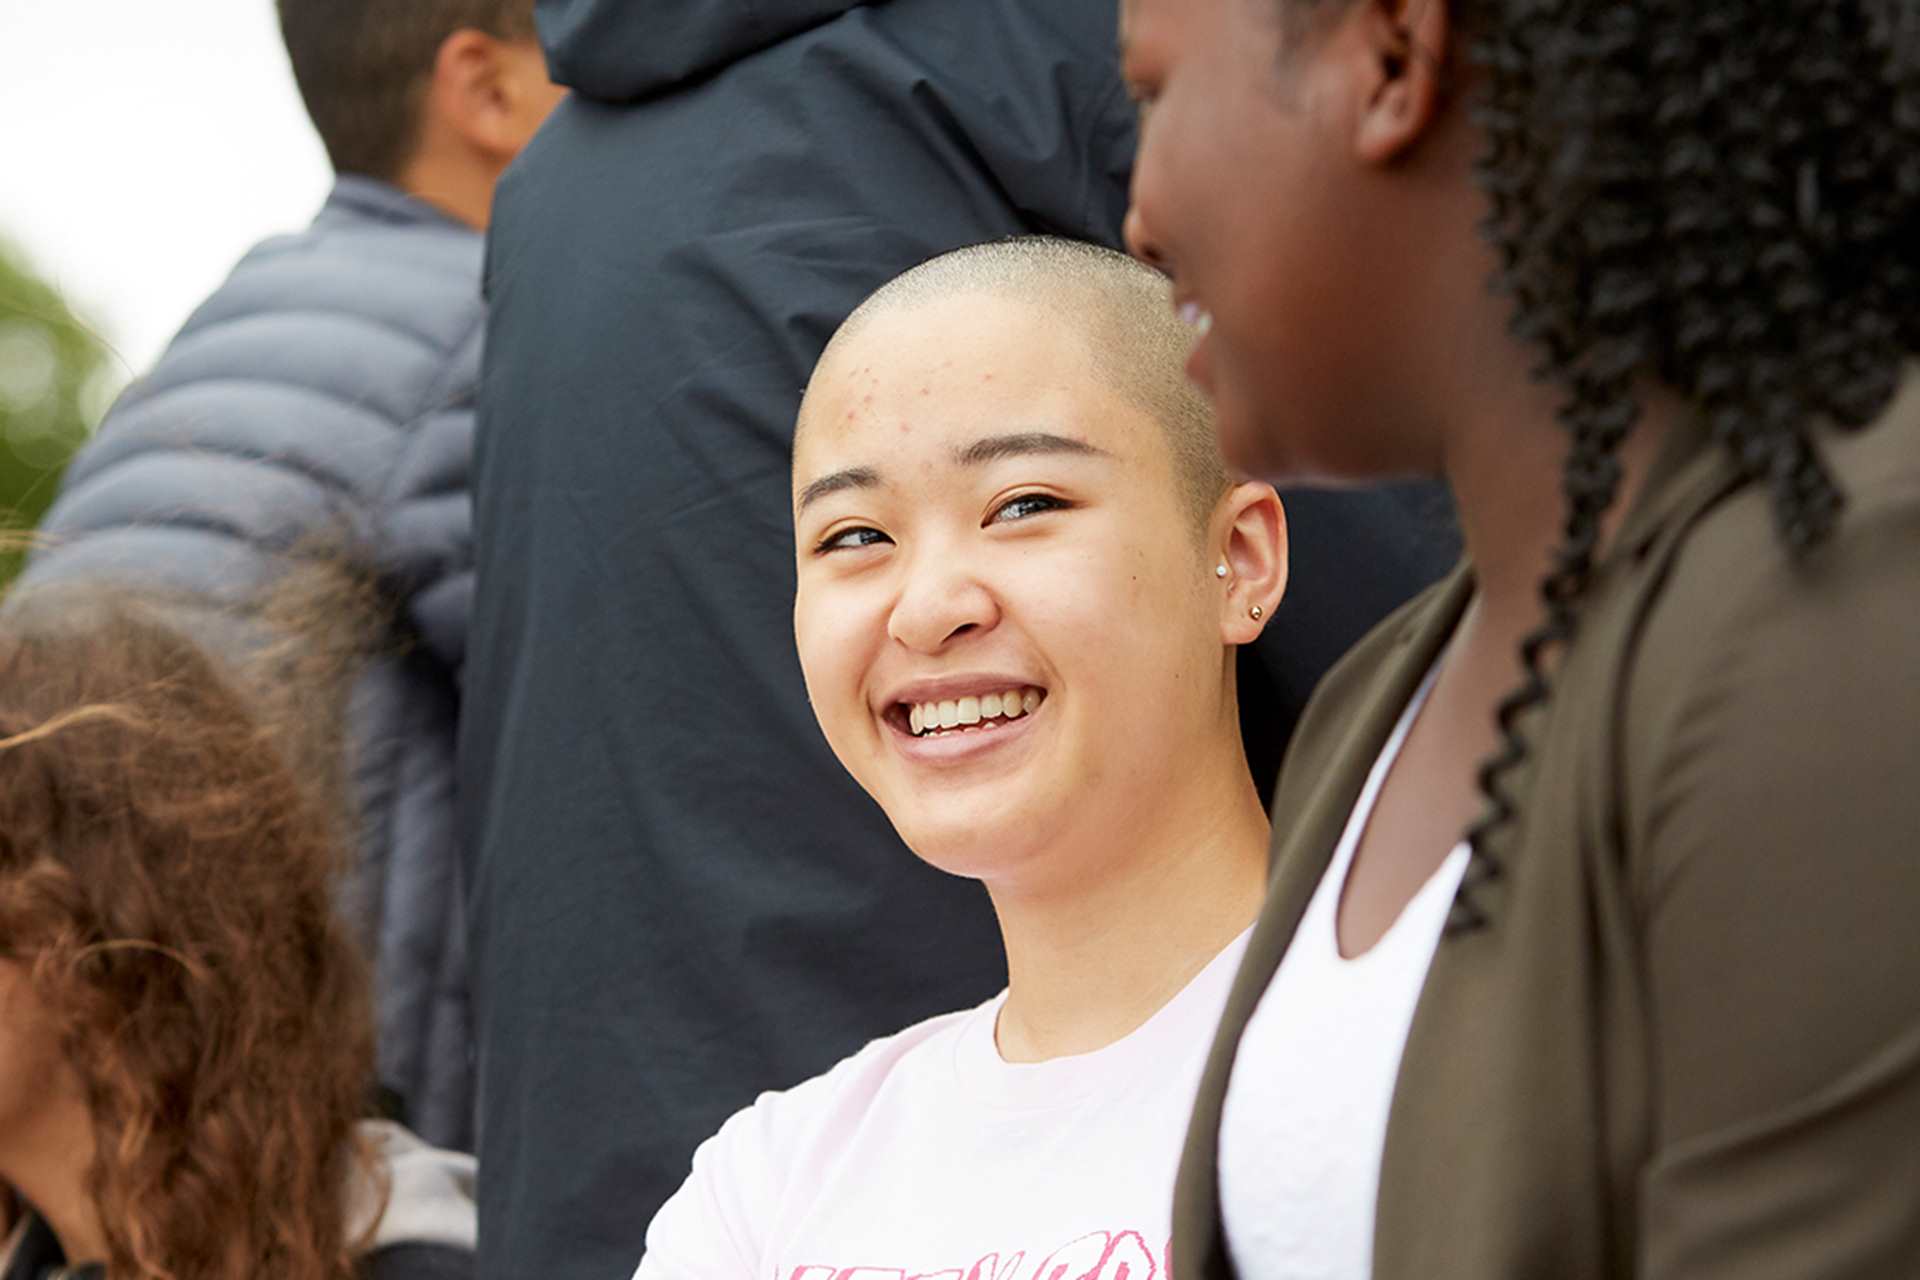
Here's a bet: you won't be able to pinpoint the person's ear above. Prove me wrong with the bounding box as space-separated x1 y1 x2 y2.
425 31 561 163
1351 0 1454 165
1216 482 1288 645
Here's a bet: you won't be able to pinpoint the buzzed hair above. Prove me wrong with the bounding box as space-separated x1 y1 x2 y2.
277 0 538 180
817 237 1230 528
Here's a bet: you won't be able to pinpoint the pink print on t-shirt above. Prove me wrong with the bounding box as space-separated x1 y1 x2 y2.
785 1228 1167 1280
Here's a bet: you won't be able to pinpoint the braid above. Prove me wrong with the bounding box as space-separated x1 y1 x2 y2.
1293 0 1920 928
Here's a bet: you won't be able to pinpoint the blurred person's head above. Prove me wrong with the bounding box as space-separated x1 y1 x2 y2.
0 587 376 1280
791 238 1286 901
1120 0 1920 891
277 0 565 227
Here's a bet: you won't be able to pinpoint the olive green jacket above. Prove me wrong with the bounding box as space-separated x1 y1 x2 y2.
1175 380 1920 1278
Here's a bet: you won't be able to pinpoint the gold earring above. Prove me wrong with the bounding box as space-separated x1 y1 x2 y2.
1250 605 1264 621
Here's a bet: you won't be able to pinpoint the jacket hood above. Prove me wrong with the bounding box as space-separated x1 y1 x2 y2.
536 0 871 102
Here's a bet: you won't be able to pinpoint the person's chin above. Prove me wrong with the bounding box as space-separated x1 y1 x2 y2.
898 817 1044 885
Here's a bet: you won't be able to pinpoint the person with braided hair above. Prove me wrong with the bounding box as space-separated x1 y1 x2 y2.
1119 0 1920 1277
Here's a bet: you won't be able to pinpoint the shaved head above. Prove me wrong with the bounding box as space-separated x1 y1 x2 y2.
802 237 1229 527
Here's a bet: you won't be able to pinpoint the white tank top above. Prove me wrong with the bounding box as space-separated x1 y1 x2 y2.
1218 671 1469 1279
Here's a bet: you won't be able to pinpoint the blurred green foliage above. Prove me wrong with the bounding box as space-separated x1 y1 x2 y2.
0 237 112 581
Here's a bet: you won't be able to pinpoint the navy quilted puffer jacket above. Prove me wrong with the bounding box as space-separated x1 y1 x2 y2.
23 176 480 1151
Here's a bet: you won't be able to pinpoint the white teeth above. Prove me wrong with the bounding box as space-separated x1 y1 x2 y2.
905 687 1046 735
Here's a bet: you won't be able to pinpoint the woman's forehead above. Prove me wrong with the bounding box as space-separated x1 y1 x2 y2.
796 294 1150 473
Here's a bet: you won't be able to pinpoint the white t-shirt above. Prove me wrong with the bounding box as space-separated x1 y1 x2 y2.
1218 670 1468 1279
636 928 1253 1280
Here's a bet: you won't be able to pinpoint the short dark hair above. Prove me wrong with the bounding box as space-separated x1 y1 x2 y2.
277 0 538 180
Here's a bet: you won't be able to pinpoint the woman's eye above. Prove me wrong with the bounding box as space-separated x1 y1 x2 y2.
816 526 892 554
989 493 1070 524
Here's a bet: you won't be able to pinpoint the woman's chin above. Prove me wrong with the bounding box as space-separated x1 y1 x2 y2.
890 806 1054 887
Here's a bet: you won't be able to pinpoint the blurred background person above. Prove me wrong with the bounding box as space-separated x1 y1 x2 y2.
463 1 1458 1275
18 0 565 1153
0 585 475 1280
1121 0 1920 1275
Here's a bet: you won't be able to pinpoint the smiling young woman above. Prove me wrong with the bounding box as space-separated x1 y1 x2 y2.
1120 1 1920 1277
630 238 1288 1280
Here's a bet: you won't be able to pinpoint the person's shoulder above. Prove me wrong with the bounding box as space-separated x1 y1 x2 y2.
1631 383 1920 699
641 1002 990 1277
686 1002 988 1197
1616 381 1920 875
174 179 485 364
724 1002 987 1152
284 178 482 264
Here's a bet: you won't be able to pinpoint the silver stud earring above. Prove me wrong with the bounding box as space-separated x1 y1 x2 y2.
1250 605 1264 621
1215 564 1228 578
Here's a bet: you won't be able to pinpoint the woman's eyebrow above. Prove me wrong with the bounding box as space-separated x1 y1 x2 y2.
796 465 882 513
797 433 1109 512
952 431 1113 466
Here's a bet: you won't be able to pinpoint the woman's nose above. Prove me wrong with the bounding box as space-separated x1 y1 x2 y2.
887 561 999 654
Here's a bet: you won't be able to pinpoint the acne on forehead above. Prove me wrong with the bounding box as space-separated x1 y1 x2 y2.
795 287 1175 483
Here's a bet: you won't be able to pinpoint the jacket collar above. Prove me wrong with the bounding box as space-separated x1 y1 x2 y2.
318 176 472 235
1607 413 1731 568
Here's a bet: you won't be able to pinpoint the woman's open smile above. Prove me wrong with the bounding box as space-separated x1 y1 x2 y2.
883 679 1050 766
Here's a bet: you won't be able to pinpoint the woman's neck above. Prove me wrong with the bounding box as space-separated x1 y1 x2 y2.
1443 374 1685 636
0 1091 108 1270
987 729 1271 1063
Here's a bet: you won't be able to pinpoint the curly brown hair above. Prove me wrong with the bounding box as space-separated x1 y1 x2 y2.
0 586 378 1280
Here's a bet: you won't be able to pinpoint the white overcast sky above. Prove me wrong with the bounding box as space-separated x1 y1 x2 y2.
0 1 331 394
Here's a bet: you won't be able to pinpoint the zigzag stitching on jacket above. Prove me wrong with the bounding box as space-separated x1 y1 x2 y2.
33 510 364 562
107 375 422 443
173 303 467 362
57 437 373 507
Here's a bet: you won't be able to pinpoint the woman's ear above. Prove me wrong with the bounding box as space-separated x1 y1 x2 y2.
1217 482 1288 645
1350 0 1455 165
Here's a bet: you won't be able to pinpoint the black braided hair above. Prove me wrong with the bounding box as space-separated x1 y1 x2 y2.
1290 0 1920 930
